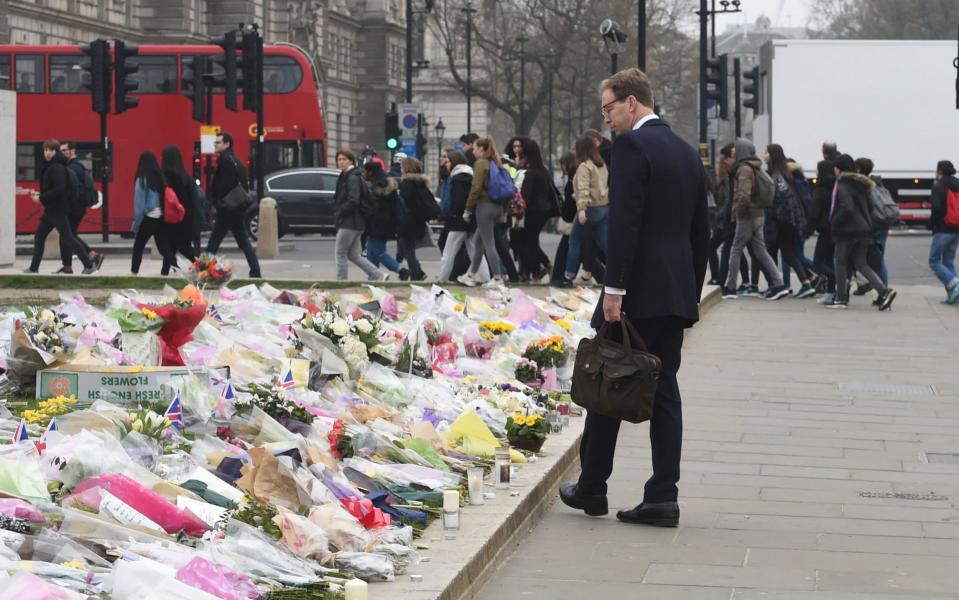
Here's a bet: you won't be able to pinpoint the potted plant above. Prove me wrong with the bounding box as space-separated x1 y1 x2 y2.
506 412 549 453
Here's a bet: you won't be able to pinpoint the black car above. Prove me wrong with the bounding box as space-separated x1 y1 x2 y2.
245 167 342 239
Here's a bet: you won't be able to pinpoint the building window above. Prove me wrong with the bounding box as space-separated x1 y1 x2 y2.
16 55 44 94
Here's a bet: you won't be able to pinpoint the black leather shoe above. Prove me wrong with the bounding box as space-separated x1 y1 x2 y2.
616 501 680 527
558 482 608 516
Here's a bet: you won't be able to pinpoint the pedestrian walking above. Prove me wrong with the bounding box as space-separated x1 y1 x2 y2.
362 161 407 280
721 138 789 300
458 136 507 289
437 151 476 282
24 140 97 274
929 160 959 304
559 67 710 527
562 136 610 286
333 149 386 281
550 151 578 285
205 132 261 278
161 145 198 274
709 143 750 289
397 157 437 281
809 158 838 303
460 133 479 167
853 157 889 295
130 152 179 275
56 142 104 274
827 154 896 310
513 139 557 281
764 144 816 298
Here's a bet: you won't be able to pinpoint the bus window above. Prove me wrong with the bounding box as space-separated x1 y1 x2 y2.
301 140 325 167
50 55 87 93
263 56 302 94
16 55 44 93
16 143 39 181
0 56 10 90
130 56 177 93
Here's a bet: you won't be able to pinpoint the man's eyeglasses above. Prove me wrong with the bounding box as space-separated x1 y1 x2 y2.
601 96 628 118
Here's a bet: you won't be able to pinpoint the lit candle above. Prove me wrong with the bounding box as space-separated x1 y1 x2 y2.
467 466 484 505
494 446 511 489
344 578 367 600
443 489 460 530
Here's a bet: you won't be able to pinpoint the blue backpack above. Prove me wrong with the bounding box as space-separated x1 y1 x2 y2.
486 162 515 206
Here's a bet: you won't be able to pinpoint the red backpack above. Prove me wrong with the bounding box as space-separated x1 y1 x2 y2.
945 188 959 228
163 187 186 224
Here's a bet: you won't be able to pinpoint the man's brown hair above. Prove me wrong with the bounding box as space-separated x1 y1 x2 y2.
42 139 60 151
600 68 653 108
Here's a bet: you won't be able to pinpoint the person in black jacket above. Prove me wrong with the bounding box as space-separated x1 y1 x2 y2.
513 139 556 281
929 160 959 304
559 68 709 528
56 142 104 274
437 151 476 282
362 161 408 280
334 149 386 281
25 140 97 274
205 132 261 278
828 154 896 310
162 145 198 274
397 157 435 281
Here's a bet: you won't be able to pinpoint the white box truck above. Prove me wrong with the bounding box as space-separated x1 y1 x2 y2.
753 39 959 223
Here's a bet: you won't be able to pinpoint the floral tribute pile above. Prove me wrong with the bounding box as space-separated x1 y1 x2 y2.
0 281 600 599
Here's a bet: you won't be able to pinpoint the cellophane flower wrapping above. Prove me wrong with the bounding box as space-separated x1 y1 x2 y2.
141 302 208 366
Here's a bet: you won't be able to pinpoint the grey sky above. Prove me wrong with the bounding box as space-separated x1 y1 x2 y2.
711 0 816 32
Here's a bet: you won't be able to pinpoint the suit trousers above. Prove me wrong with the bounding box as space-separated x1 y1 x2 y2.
577 316 686 503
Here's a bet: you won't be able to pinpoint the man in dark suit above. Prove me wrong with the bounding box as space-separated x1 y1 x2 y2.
559 68 710 527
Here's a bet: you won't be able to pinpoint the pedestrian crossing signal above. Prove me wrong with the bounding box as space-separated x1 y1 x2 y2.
385 110 401 151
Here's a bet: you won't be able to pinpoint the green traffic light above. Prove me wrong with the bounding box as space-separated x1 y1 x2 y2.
386 138 399 150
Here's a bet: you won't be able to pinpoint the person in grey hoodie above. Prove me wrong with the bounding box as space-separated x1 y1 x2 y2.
929 160 959 304
722 138 788 300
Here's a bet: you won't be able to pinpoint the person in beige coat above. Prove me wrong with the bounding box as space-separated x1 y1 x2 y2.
562 136 609 285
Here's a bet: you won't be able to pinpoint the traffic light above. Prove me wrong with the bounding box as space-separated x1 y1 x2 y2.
385 110 400 151
80 39 110 115
240 28 260 112
182 55 208 122
743 66 760 113
416 132 428 160
114 40 139 114
705 54 729 119
210 31 238 111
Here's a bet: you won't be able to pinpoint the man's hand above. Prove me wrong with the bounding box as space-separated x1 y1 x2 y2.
578 210 587 225
603 293 623 322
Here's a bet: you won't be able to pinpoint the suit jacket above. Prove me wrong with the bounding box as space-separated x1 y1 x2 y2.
595 119 710 329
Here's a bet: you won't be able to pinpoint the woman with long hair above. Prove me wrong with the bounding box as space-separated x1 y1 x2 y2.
562 135 609 286
764 143 816 298
362 160 406 279
397 156 434 281
131 151 178 275
438 150 475 281
458 135 506 288
333 149 386 281
161 145 197 273
513 139 555 281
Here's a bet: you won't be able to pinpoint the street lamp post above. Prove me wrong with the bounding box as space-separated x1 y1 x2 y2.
516 35 529 134
462 2 478 132
638 0 646 71
435 117 446 153
544 52 557 172
600 19 627 76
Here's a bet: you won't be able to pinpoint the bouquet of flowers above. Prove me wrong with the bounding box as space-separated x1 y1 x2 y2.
328 419 354 459
22 394 77 427
396 339 433 379
186 253 233 287
479 320 516 340
235 381 315 430
107 306 165 333
506 411 550 452
139 301 207 366
303 303 381 350
523 336 568 368
20 307 77 356
514 357 543 385
116 409 173 441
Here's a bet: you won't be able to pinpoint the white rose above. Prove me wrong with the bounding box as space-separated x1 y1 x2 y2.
355 319 373 334
39 309 55 322
33 331 49 344
331 320 349 337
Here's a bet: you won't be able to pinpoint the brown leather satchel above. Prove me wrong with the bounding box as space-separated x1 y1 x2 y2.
571 317 662 423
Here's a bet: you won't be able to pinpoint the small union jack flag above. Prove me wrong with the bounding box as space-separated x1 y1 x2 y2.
278 367 296 390
220 382 236 400
207 304 223 322
11 418 28 444
43 417 58 438
165 394 184 429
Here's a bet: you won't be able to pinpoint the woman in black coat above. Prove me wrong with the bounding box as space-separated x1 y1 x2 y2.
362 161 407 279
437 151 475 282
162 145 198 274
513 139 557 281
397 157 437 281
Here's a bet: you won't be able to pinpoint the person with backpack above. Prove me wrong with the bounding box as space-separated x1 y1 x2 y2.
206 132 261 278
25 140 98 275
721 138 788 300
130 152 179 275
764 144 816 298
437 151 476 282
362 161 408 280
397 157 436 281
333 149 386 281
458 135 507 288
56 142 104 274
929 159 959 304
161 145 197 275
852 157 892 299
561 136 610 287
828 154 896 310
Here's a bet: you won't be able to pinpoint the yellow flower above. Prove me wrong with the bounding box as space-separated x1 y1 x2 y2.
61 558 85 571
131 419 143 432
556 319 572 332
454 303 464 312
513 414 526 426
527 414 541 424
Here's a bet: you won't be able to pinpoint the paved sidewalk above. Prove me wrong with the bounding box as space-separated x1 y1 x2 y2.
478 284 959 599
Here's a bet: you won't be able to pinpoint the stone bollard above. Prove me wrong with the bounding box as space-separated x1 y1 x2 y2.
43 227 60 260
256 197 279 259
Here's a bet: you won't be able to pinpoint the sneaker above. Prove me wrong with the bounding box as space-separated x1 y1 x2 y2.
721 287 739 299
399 268 410 281
707 279 721 286
825 297 848 309
853 282 873 296
412 271 428 282
92 252 105 270
573 275 595 287
817 292 835 305
52 266 73 274
739 284 762 298
795 283 816 299
482 278 506 289
764 285 791 301
81 266 98 275
948 284 959 305
457 273 477 287
814 276 828 295
878 288 897 311
21 268 37 274
555 278 574 289
379 273 391 282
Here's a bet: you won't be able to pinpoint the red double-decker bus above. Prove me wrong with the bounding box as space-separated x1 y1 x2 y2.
1 43 327 235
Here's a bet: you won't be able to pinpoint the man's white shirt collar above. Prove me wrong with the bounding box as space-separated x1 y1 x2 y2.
632 113 660 131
